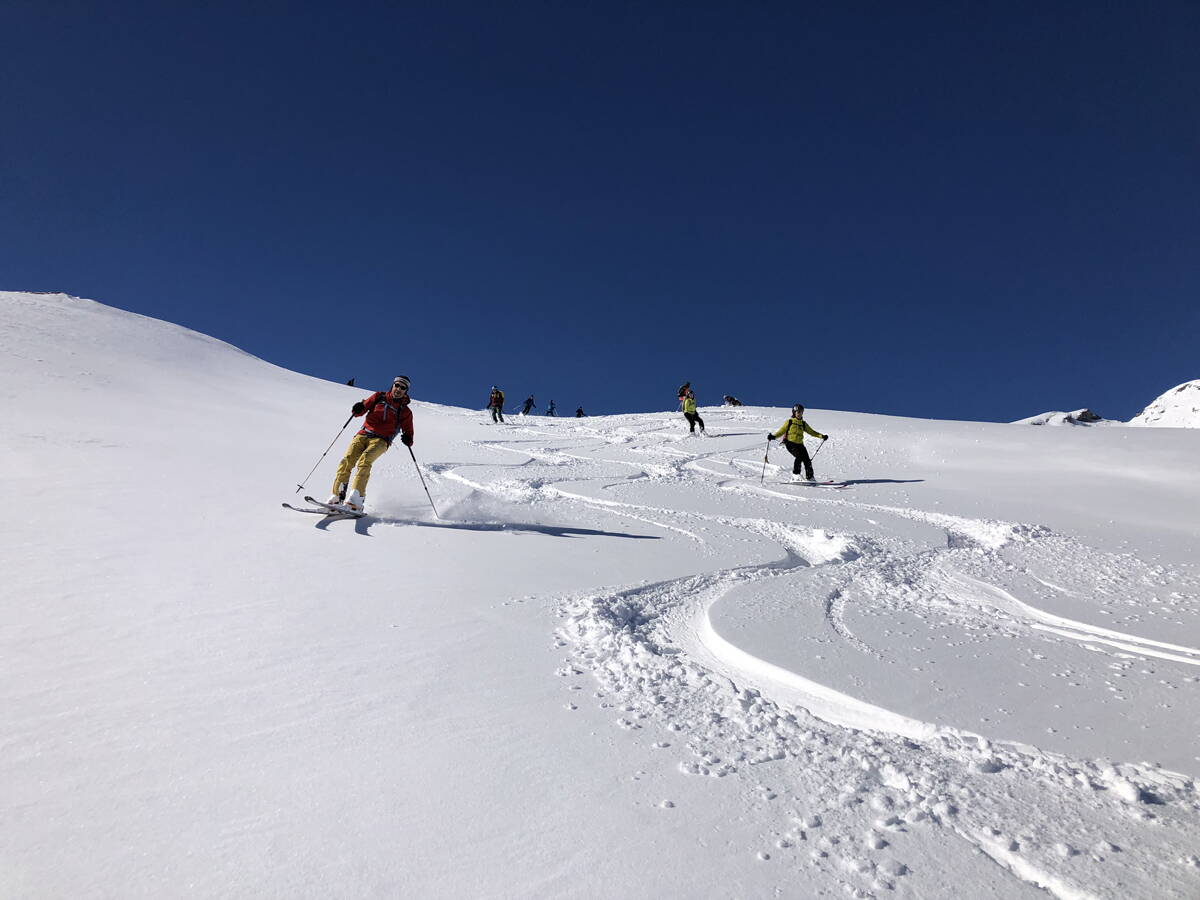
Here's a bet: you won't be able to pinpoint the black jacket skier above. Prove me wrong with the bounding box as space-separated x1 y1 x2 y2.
488 387 505 423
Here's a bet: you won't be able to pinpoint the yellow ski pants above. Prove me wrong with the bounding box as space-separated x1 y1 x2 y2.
331 434 390 496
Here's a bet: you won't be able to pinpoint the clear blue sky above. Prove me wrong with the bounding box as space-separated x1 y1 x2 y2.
2 1 1196 421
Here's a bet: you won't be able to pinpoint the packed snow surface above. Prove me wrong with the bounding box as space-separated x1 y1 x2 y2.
1129 379 1200 429
3 291 1200 899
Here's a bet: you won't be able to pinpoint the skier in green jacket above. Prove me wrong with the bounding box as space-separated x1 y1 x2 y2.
768 404 828 481
681 388 706 434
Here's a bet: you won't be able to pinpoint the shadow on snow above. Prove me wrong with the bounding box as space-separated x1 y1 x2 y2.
833 478 925 486
309 514 661 541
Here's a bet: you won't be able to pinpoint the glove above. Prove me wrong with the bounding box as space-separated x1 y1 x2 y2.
401 434 413 447
352 401 366 416
766 433 776 441
821 434 829 440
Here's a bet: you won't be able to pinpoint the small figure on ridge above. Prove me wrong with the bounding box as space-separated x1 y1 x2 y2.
681 386 705 435
488 386 505 423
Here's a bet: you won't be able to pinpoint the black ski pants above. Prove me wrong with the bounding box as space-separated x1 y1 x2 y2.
783 440 814 478
491 406 504 423
684 412 705 433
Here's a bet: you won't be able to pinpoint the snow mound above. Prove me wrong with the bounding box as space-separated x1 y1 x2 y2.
1128 379 1200 428
1012 409 1112 426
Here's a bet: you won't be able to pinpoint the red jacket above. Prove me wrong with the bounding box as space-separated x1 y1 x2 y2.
356 391 414 445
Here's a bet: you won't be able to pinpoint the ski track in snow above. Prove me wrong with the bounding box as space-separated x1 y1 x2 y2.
452 414 1200 899
11 294 1200 899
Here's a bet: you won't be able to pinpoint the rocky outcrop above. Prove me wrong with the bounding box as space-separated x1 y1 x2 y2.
1012 409 1108 426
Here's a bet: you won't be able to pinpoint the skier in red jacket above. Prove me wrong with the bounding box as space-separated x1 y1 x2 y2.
327 376 415 512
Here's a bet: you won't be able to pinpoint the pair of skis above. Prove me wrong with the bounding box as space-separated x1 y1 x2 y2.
282 496 366 520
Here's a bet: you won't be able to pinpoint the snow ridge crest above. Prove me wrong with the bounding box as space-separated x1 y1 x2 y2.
1129 379 1200 429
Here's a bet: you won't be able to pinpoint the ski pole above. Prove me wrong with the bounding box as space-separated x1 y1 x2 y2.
295 414 354 493
760 438 771 484
810 437 828 462
408 446 441 519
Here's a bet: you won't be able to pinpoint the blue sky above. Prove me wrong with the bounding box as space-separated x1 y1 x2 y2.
2 1 1197 421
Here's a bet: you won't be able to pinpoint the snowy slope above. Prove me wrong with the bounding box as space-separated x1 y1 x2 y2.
3 292 1200 899
1129 379 1200 428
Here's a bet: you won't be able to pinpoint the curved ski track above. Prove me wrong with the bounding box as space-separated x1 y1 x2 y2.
438 415 1200 899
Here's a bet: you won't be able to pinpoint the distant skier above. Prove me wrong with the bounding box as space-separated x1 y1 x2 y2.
767 404 828 482
723 395 743 407
346 377 355 387
521 395 536 415
546 400 556 416
575 407 586 417
488 386 505 423
327 376 414 512
681 387 705 435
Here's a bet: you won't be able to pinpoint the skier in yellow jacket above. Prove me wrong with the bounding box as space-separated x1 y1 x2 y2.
681 388 705 435
768 404 828 481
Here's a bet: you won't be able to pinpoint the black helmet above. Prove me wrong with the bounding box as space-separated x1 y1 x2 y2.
792 403 805 416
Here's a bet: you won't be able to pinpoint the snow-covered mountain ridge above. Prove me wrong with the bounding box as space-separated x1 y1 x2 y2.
1014 380 1200 429
3 291 1200 899
1130 380 1200 429
1011 408 1114 426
